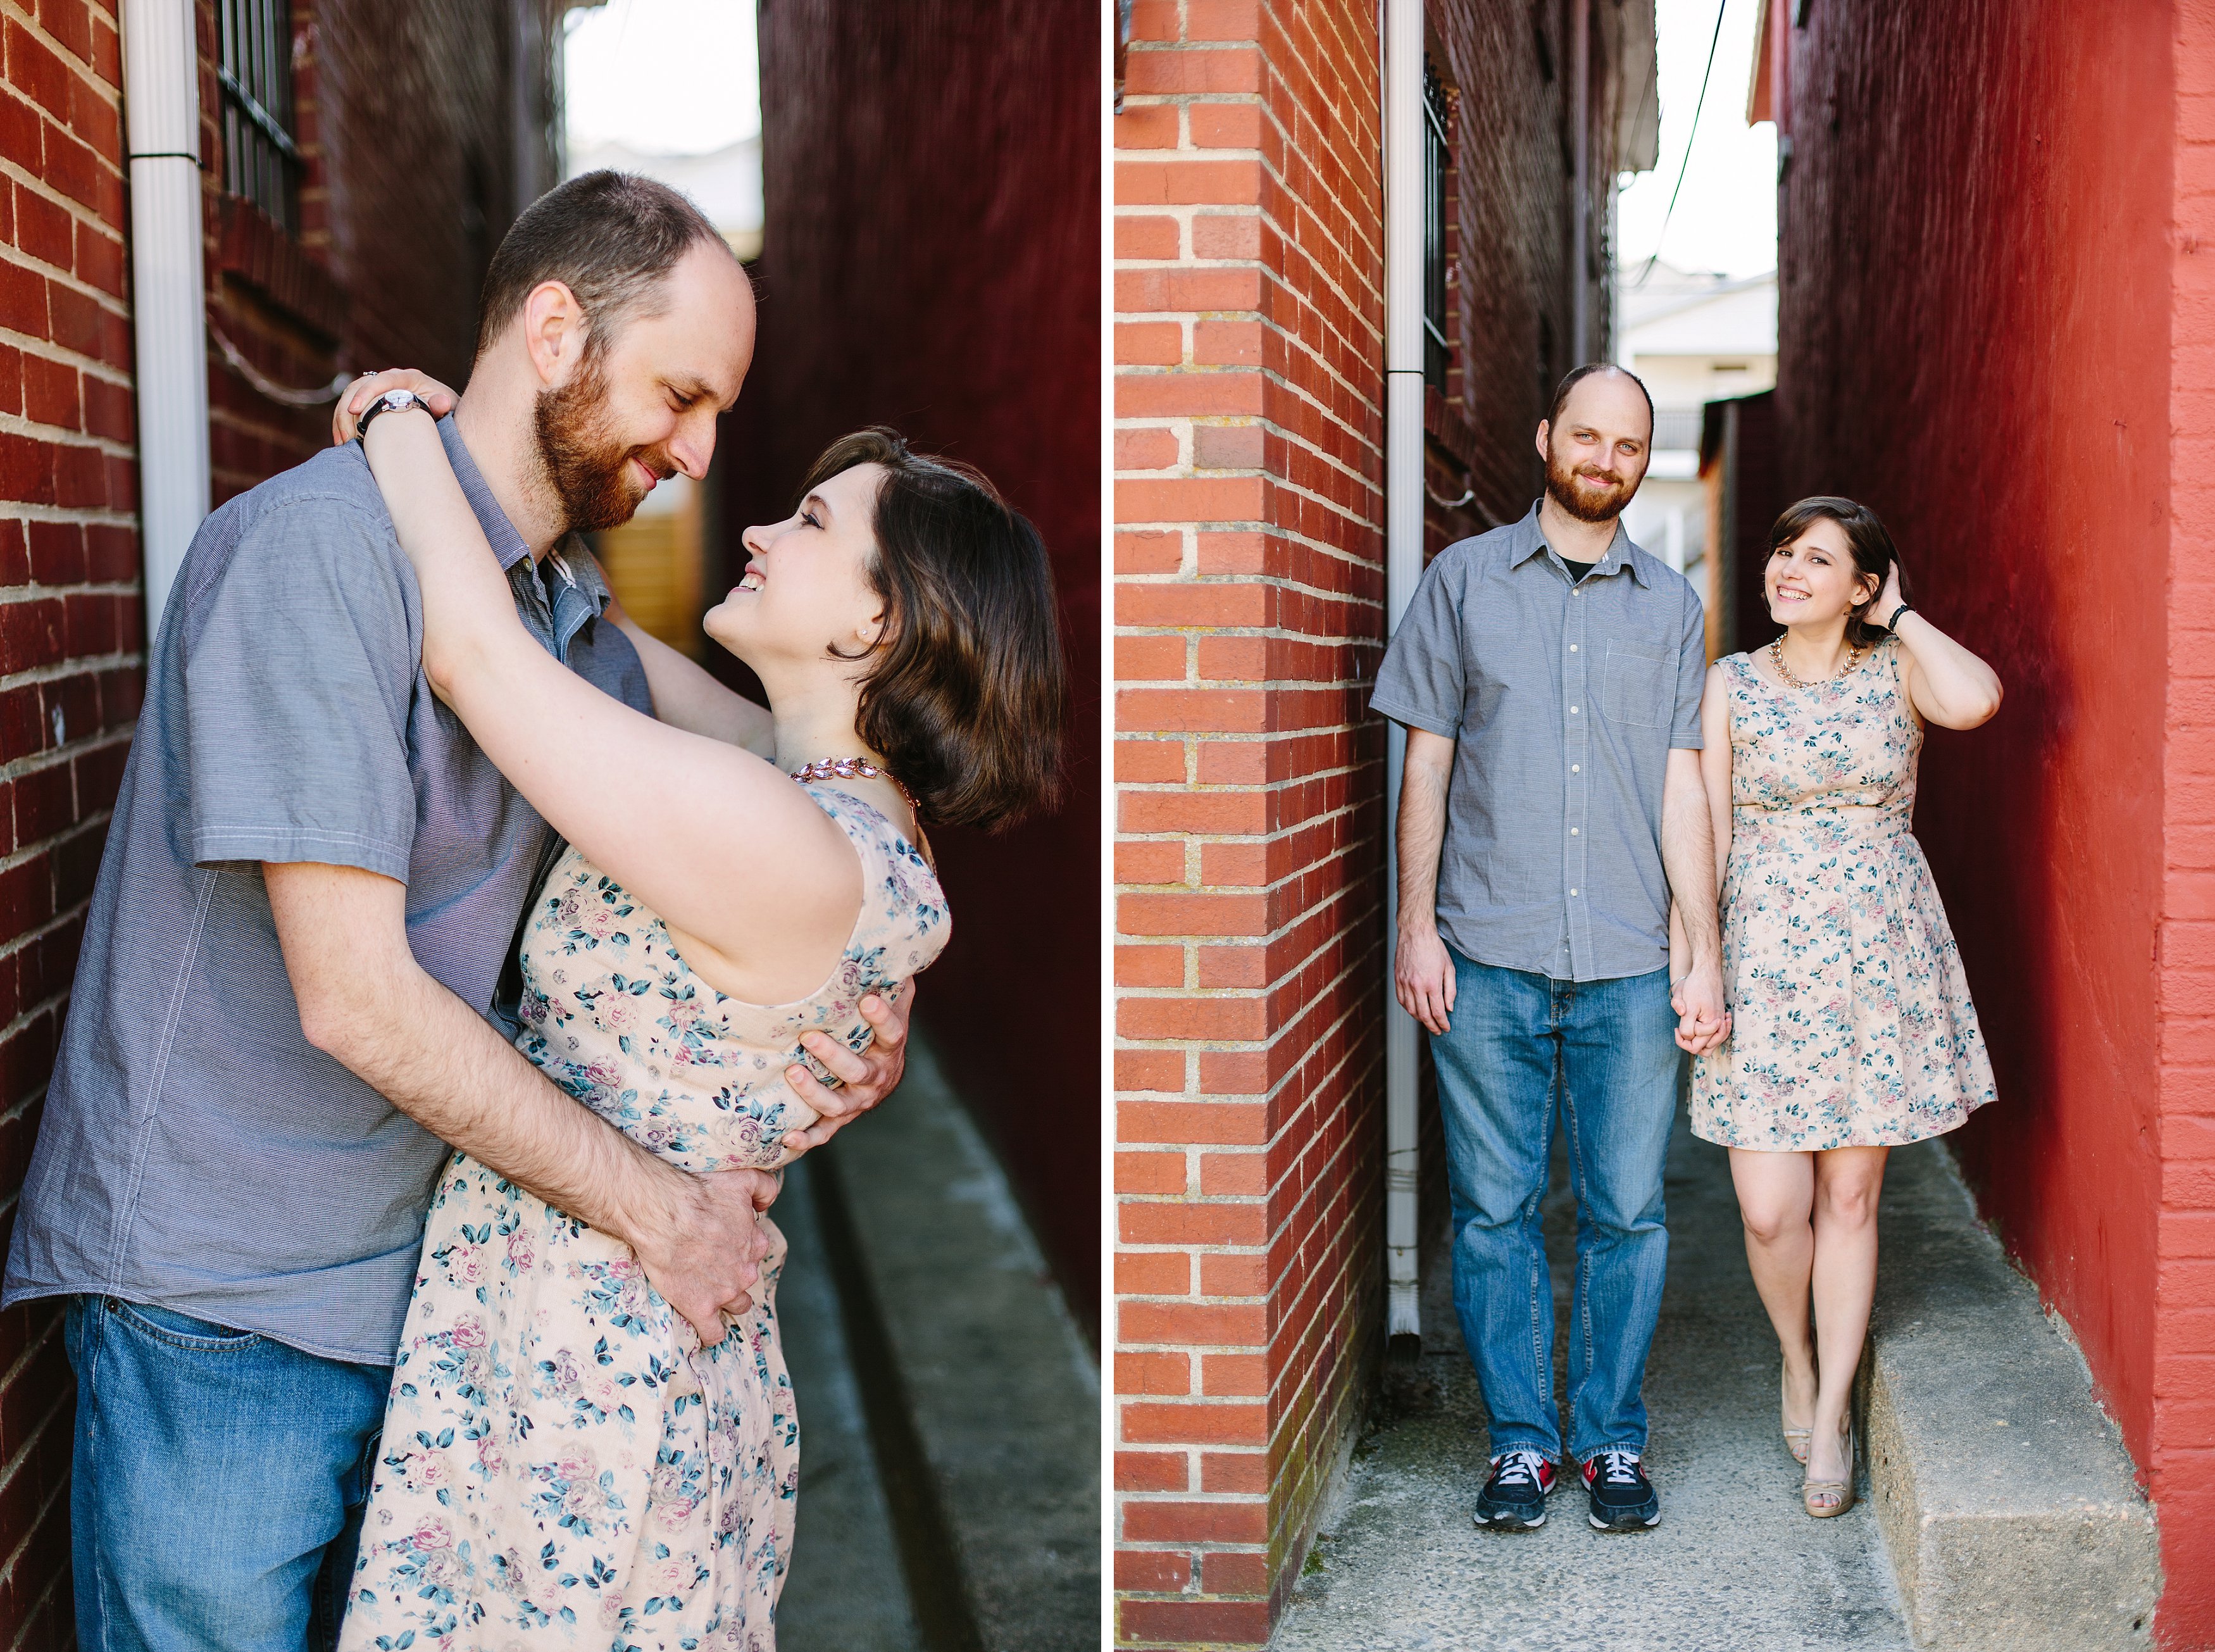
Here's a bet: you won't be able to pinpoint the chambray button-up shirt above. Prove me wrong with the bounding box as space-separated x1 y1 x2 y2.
3 418 652 1366
1371 501 1707 983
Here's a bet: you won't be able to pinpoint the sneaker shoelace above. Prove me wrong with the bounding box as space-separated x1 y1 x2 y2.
1590 1449 1642 1487
1491 1449 1549 1489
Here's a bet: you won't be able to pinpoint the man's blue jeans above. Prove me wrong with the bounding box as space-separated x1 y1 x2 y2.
63 1295 389 1652
1432 954 1680 1464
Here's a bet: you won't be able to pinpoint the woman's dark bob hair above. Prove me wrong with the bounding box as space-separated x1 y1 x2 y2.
801 427 1065 830
1768 495 1909 651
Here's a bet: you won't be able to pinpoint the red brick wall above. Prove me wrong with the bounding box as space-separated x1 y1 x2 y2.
0 6 549 1643
208 0 551 505
0 4 133 1641
1768 0 2205 1639
1113 1 1389 1643
2164 4 2215 1643
1425 0 1588 539
721 0 1101 1325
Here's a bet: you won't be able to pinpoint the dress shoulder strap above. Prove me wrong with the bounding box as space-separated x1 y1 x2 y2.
797 784 952 979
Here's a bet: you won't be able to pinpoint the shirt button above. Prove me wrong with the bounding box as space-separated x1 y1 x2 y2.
1570 706 1580 715
1569 644 1579 653
1572 764 1581 773
1571 888 1580 896
1571 828 1580 836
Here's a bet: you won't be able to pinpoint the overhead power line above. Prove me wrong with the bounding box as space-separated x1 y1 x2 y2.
1633 0 1731 287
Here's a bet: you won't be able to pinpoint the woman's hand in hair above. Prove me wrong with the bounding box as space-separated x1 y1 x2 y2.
1868 560 1907 631
333 369 459 445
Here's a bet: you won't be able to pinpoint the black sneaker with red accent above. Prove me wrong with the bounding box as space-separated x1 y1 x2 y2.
1583 1448 1662 1530
1473 1449 1557 1530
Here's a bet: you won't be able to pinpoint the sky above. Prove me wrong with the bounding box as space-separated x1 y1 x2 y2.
563 0 761 157
1615 0 1778 278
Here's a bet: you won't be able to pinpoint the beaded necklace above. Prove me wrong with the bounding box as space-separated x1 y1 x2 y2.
789 755 918 812
1768 634 1864 690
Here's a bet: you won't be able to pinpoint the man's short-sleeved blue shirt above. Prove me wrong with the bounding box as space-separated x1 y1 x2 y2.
1371 501 1707 983
1 420 652 1365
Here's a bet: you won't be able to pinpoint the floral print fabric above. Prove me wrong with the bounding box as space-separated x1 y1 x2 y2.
340 785 947 1652
1690 640 1995 1152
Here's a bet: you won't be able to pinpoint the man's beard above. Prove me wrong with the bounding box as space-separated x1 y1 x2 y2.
532 351 673 534
1543 441 1640 524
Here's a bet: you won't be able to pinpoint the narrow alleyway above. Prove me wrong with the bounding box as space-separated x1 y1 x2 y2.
775 1035 1101 1651
1270 1111 1913 1651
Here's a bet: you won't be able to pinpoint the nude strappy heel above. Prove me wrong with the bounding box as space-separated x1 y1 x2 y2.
1802 1415 1855 1518
1781 1361 1813 1467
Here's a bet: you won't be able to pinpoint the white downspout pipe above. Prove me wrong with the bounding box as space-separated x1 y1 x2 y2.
1381 0 1424 1346
122 0 211 630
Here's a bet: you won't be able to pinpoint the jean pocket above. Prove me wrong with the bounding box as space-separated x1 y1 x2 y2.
109 1298 264 1351
1600 642 1673 729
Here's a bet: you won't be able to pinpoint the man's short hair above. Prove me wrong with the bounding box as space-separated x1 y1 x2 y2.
474 170 732 359
1546 363 1655 440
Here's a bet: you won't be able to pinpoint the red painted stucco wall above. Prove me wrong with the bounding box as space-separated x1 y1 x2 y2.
1771 1 2215 1639
723 0 1100 1329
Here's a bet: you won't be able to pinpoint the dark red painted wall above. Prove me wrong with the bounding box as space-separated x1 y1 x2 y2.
1772 0 2190 1630
726 0 1099 1330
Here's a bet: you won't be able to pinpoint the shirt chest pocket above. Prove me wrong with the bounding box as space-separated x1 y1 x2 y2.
1600 642 1673 729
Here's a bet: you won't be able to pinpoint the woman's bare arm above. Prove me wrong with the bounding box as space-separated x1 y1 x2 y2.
596 582 775 756
1869 563 2001 730
361 408 861 994
1699 661 1733 885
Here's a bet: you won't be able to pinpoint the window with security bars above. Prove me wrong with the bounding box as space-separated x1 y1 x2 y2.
1423 59 1451 388
218 0 302 234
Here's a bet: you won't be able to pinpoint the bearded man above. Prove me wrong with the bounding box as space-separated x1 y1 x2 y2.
3 173 912 1652
1373 363 1729 1536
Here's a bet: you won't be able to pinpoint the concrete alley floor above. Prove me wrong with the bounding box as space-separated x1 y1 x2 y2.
774 1035 1100 1652
1270 1112 1914 1652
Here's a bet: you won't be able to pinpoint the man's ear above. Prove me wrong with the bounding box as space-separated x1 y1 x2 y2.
520 280 589 388
1533 420 1552 466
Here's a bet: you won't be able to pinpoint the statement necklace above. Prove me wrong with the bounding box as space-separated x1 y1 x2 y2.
1768 634 1863 691
790 755 918 811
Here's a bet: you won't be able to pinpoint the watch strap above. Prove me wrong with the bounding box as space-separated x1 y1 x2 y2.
356 388 430 442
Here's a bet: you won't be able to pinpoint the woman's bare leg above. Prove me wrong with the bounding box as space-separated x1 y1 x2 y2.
1728 1148 1818 1430
1806 1145 1891 1487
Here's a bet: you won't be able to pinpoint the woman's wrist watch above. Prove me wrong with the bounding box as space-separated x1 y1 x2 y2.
355 387 434 442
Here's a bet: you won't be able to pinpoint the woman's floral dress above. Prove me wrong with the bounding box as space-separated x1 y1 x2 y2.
339 785 947 1652
1690 638 1995 1151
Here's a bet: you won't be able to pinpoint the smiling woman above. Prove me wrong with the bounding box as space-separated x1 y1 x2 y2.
714 430 1065 832
324 362 1065 1644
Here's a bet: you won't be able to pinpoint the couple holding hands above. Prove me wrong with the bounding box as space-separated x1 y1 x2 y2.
1382 363 2003 1533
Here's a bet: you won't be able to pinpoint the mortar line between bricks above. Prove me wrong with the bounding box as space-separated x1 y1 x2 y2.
0 507 140 530
0 229 130 310
0 1446 72 1586
1110 551 1388 587
0 325 134 387
0 338 134 398
0 160 127 252
0 2 124 98
0 1299 59 1397
0 414 135 463
1114 373 1387 473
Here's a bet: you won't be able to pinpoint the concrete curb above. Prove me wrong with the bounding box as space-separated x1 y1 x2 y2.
818 1034 1101 1652
1862 1141 2160 1650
